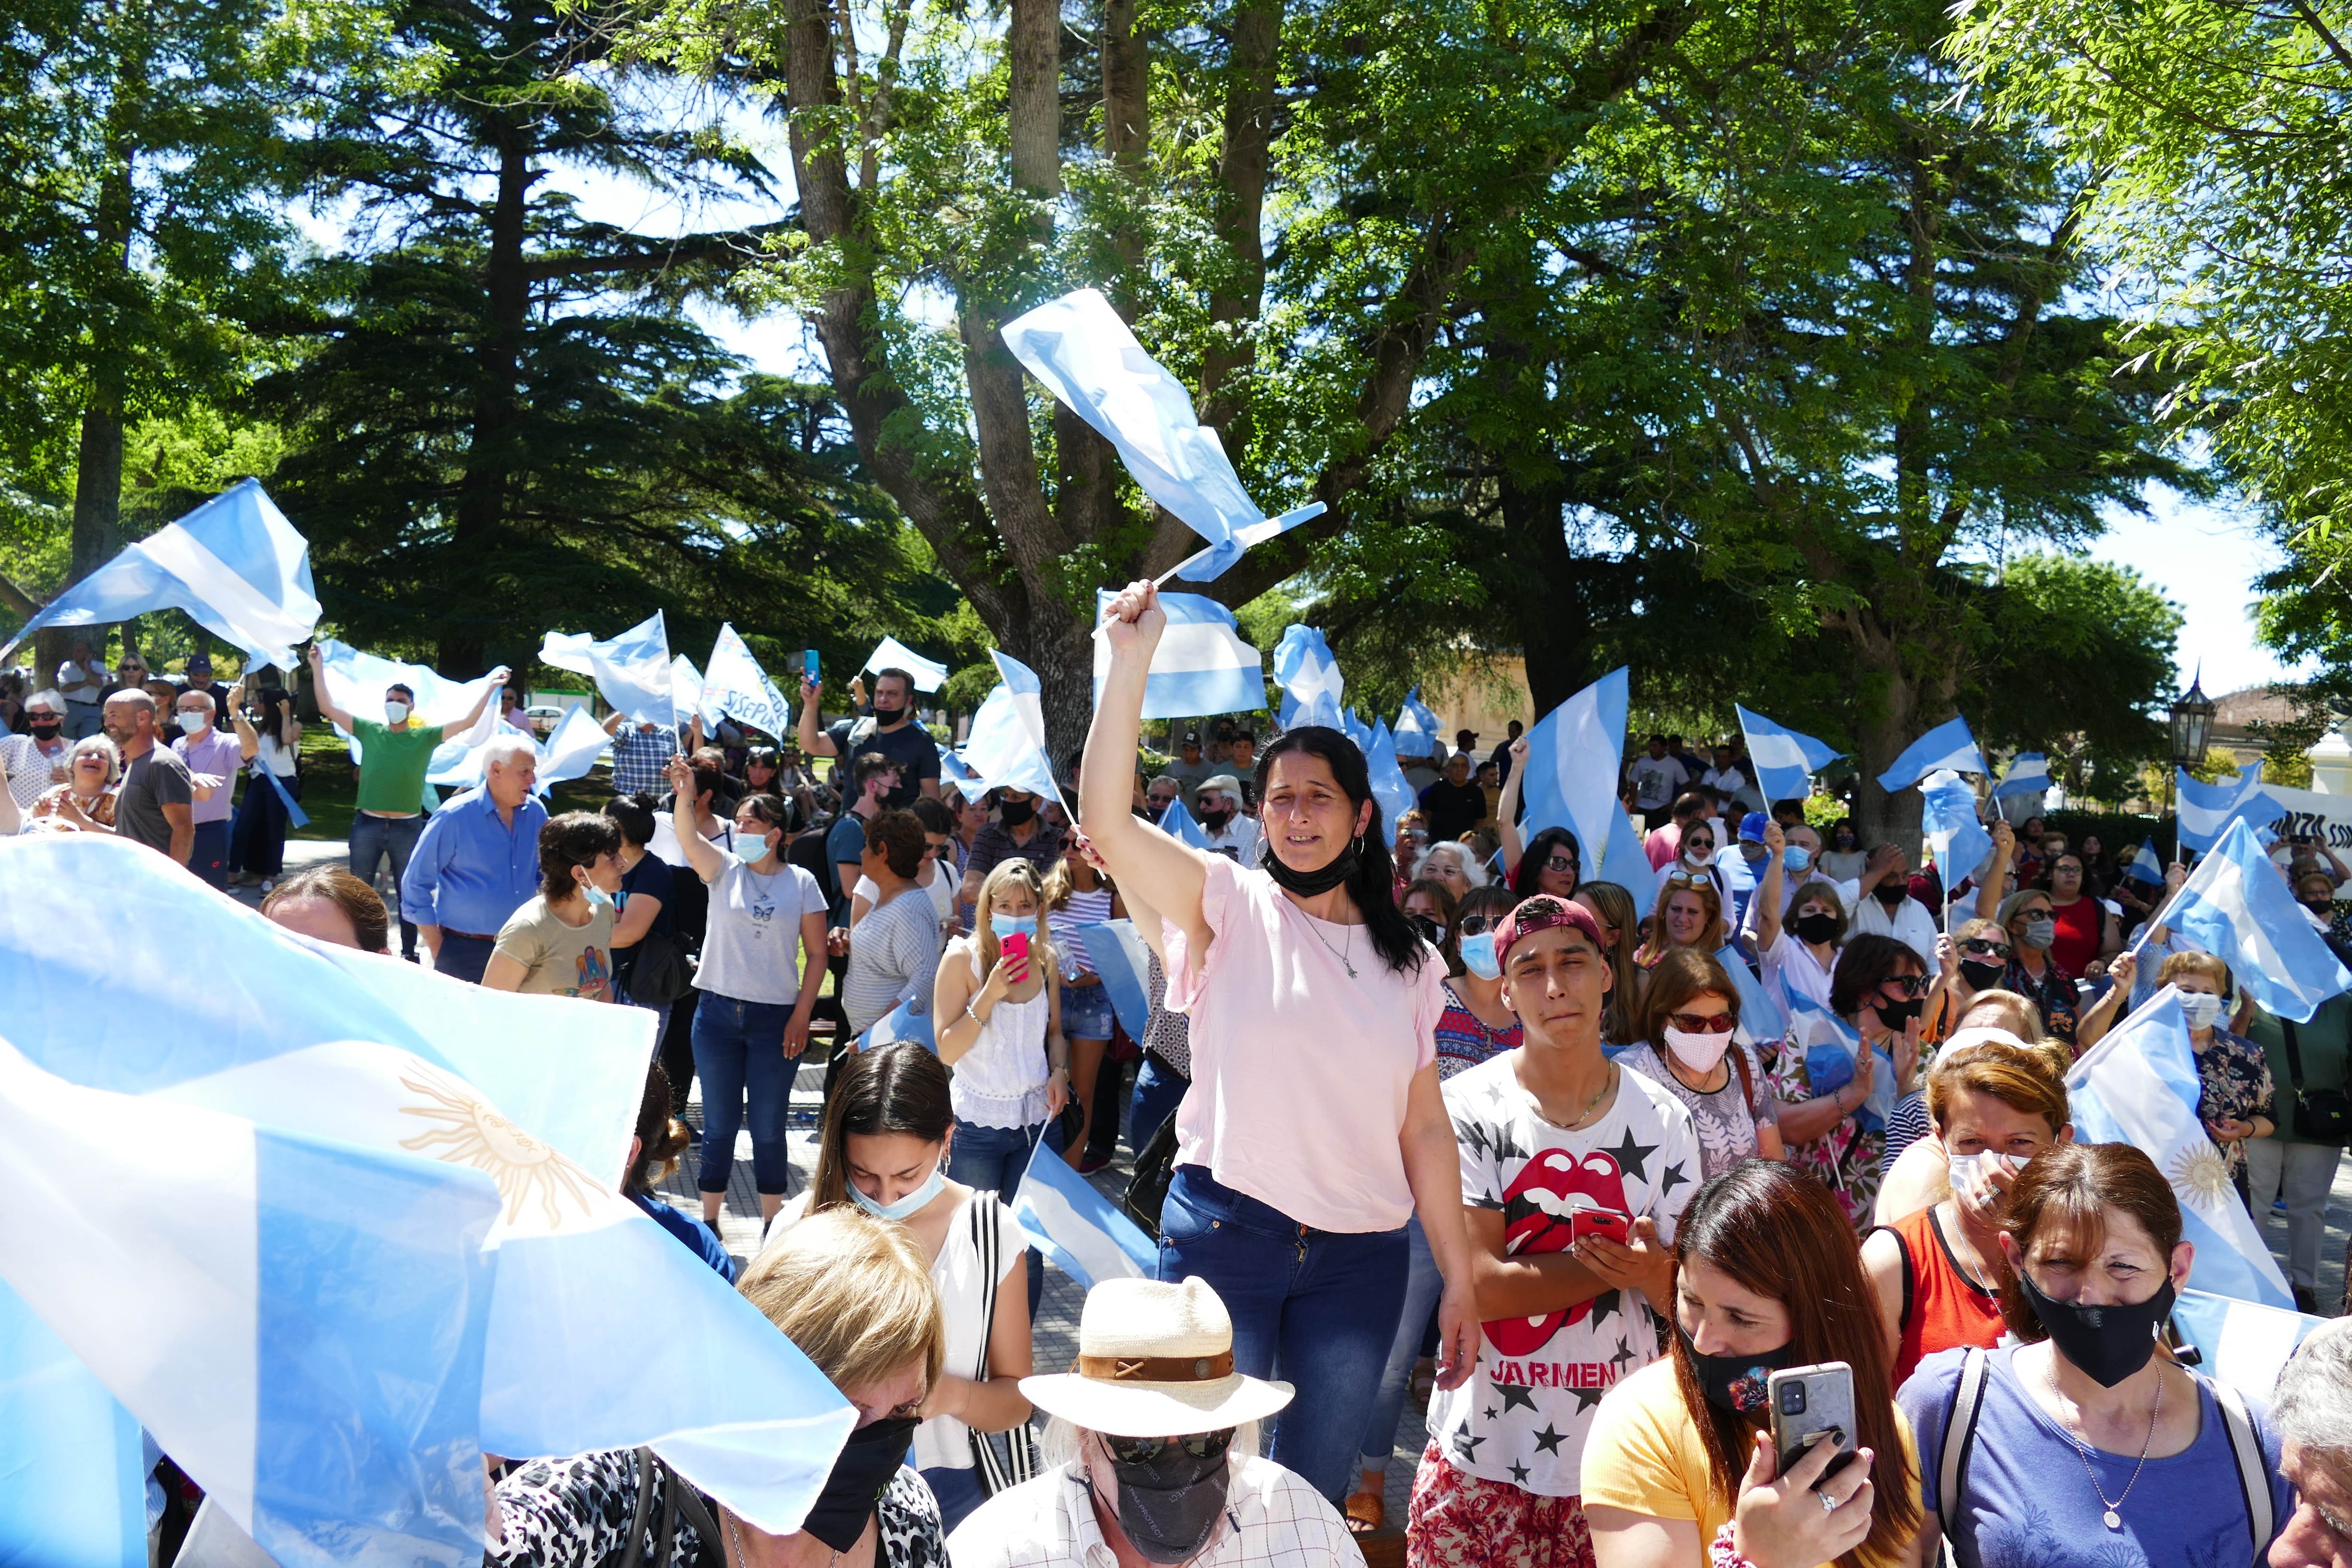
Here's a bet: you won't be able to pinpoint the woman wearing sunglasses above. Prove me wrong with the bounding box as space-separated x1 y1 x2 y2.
1768 934 1928 1233
1974 820 2079 1048
1498 733 1581 900
1617 947 1785 1180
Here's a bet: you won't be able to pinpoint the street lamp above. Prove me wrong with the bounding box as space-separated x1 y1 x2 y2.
2169 674 2215 770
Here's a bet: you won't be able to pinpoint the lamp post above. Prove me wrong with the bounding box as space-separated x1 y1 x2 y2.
2165 673 2215 827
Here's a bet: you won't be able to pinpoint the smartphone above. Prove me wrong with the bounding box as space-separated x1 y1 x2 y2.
1002 931 1030 971
1571 1207 1633 1246
1768 1362 1858 1486
804 649 820 684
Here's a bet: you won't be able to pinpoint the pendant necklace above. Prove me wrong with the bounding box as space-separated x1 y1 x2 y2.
1306 916 1359 979
2045 1353 2163 1529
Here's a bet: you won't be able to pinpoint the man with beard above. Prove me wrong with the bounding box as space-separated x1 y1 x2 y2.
1844 842 1939 967
1193 775 1260 864
798 665 941 808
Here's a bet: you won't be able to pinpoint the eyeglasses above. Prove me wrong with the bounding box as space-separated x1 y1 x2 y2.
1105 1430 1237 1466
1458 914 1494 936
1543 854 1578 874
1960 937 2012 960
1883 973 1931 997
1666 1011 1738 1035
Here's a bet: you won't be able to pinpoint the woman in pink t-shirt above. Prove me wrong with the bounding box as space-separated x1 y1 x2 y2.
1080 580 1483 1507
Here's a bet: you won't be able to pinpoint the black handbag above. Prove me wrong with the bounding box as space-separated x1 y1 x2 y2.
2281 1019 2352 1142
626 926 695 1007
1122 1111 1180 1239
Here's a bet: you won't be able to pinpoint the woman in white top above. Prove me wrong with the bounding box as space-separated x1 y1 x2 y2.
758 1043 1033 1536
1043 832 1124 1169
934 858 1070 1199
225 680 302 888
1752 819 1845 1013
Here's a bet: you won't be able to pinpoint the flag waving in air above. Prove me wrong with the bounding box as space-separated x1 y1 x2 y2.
1875 715 1988 792
1271 623 1345 731
1518 667 1631 885
1733 705 1843 807
703 623 794 740
541 611 676 728
2153 817 2352 1022
1092 589 1265 719
2176 766 2279 855
1992 751 2052 801
962 652 1066 809
862 636 951 692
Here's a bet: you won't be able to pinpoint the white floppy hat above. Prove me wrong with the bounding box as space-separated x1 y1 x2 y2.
1020 1277 1293 1437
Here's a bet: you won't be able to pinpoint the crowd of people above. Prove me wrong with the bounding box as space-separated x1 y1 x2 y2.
7 608 2351 1568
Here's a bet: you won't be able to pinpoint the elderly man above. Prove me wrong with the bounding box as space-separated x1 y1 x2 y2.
172 688 249 889
309 644 507 961
1144 772 1184 822
399 735 546 984
1844 841 1938 966
600 704 686 798
56 637 105 739
947 1276 1359 1568
100 690 194 864
1193 775 1260 864
2273 1319 2352 1568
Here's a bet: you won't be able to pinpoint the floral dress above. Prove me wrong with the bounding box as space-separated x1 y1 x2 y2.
2000 955 2078 1048
2190 1027 2276 1183
1764 1028 1884 1234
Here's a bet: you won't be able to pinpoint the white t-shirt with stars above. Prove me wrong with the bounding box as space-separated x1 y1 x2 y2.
1428 1052 1701 1498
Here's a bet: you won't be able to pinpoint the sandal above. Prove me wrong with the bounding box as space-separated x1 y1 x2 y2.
1344 1489 1385 1535
1409 1355 1437 1407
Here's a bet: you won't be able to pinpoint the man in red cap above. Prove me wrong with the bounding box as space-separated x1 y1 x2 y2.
1408 895 1701 1568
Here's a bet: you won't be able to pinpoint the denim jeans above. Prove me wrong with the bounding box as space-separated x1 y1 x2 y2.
1129 1054 1189 1153
186 820 230 890
949 1117 1051 1318
1358 1214 1443 1473
1156 1164 1408 1503
350 812 424 958
432 931 496 985
693 993 798 1196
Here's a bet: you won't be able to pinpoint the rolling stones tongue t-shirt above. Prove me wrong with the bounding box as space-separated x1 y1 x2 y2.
1428 1053 1701 1497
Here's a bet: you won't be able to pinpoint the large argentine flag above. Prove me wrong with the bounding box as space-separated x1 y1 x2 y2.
2067 988 2294 1307
2158 818 2352 1021
542 611 676 729
315 639 504 759
863 636 950 692
1074 920 1156 1043
704 623 794 740
1734 705 1843 807
0 480 320 672
1875 715 1988 792
1520 668 1630 878
1000 289 1322 583
2176 766 2280 855
1093 589 1266 718
0 839 856 1561
2169 1290 2330 1405
1010 1141 1158 1289
963 651 1066 809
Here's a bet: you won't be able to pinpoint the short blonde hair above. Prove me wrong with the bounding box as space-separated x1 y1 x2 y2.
1954 988 2043 1043
2158 949 2228 991
736 1207 944 1395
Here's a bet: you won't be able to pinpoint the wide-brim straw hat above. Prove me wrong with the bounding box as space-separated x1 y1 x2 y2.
1020 1277 1294 1437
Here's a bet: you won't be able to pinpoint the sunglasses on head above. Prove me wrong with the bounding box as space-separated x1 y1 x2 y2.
1960 937 2011 959
1663 871 1711 888
1104 1429 1237 1466
1666 1011 1738 1035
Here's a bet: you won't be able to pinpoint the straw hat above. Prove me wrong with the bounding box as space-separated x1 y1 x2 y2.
1020 1277 1293 1437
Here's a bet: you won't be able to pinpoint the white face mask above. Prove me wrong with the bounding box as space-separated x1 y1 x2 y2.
384 700 412 724
176 711 207 735
1683 845 1715 868
2179 992 2226 1031
1945 1150 2028 1207
1663 1025 1733 1074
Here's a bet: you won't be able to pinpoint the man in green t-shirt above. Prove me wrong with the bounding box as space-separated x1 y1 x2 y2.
308 644 508 962
2244 995 2351 1314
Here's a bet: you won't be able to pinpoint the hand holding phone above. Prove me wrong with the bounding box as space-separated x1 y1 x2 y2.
1002 930 1031 981
1570 1207 1634 1246
804 649 820 685
1767 1362 1857 1484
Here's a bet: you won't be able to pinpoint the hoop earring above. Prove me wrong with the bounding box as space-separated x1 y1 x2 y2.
1352 835 1365 857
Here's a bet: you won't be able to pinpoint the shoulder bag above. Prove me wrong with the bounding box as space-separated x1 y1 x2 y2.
2281 1019 2351 1142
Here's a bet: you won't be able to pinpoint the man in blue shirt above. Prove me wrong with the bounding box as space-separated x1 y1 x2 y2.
402 735 547 984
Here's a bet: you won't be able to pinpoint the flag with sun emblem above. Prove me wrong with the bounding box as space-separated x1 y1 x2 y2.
0 836 856 1568
2065 987 2295 1308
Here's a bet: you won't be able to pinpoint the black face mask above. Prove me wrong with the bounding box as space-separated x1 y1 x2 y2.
1958 957 2006 991
28 720 60 739
2302 898 2334 916
1103 1436 1232 1564
1876 994 1925 1028
1794 911 1841 946
998 797 1036 827
1873 881 1908 906
801 1414 922 1551
1679 1326 1795 1415
870 701 903 723
1407 913 1443 945
2017 1267 2176 1388
1260 834 1359 897
1200 806 1233 830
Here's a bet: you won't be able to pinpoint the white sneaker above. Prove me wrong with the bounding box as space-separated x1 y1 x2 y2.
259 878 276 894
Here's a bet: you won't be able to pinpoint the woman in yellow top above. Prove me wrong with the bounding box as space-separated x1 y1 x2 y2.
1582 1160 1930 1568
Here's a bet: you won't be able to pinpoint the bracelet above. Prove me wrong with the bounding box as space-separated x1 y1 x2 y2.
1708 1521 1756 1568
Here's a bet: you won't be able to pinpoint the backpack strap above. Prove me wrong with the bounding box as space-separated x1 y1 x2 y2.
2204 1370 2274 1554
1731 1042 1756 1118
2282 1018 2308 1092
619 1448 659 1568
1937 1346 1991 1544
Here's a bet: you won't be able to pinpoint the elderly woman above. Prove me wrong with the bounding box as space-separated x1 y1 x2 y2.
1417 840 1486 902
28 736 121 834
491 1205 946 1566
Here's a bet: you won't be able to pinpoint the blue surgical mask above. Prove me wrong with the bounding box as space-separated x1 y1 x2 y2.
738 831 774 866
176 711 207 736
1459 930 1501 980
582 880 615 911
990 913 1038 939
2179 992 2225 1031
847 1158 946 1222
1783 845 1812 873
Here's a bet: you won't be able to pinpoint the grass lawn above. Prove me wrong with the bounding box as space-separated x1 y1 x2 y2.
286 726 617 843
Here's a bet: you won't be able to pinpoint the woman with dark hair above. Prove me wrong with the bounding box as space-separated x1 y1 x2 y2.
1898 1144 2295 1567
1617 948 1784 1179
760 1043 1035 1533
1975 821 2079 1047
1497 732 1583 899
1583 1160 1925 1568
2039 849 2122 980
1768 934 1927 1232
600 793 676 1034
1574 881 1646 1046
624 1062 734 1281
483 811 622 999
1401 876 1461 965
1080 580 1478 1507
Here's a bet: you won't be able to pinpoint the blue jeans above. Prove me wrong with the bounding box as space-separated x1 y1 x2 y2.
350 812 424 958
1129 1054 1189 1152
949 1117 1051 1318
1156 1165 1408 1503
432 931 495 985
693 994 797 1196
1358 1214 1442 1473
186 820 230 889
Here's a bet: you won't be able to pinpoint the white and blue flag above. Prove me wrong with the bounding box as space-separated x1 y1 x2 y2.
1009 1140 1158 1290
1272 623 1345 731
1518 667 1630 881
1920 769 1993 911
1992 751 2052 802
1093 590 1264 719
1714 944 1789 1044
1875 715 1988 792
2170 1289 2330 1405
0 1281 148 1568
2156 818 2352 1022
1154 794 1216 851
2176 766 2280 855
316 639 503 756
704 623 794 740
1600 804 1666 910
1074 920 1156 1043
2067 988 2295 1306
540 701 618 787
0 839 857 1563
2127 836 2167 885
963 652 1066 809
863 636 951 692
542 611 676 729
1733 704 1843 807
859 998 937 1054
1395 688 1443 757
1365 717 1418 836
0 480 320 672
999 289 1323 582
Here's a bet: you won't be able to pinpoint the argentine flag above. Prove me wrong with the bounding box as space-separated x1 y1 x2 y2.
316 639 504 758
859 997 937 1054
0 839 856 1563
2067 988 2295 1307
2127 836 2167 885
1365 718 1418 838
1733 705 1843 807
1154 794 1216 850
1601 804 1666 910
1519 667 1631 884
1092 589 1266 719
1875 715 1988 792
0 479 320 672
999 289 1322 582
1010 1141 1159 1289
2176 766 2280 855
1272 623 1345 731
541 610 677 729
963 651 1066 809
2157 818 2352 1022
1395 688 1443 756
1920 769 1994 908
863 635 951 692
1073 920 1156 1043
1992 751 2052 802
2170 1289 2330 1405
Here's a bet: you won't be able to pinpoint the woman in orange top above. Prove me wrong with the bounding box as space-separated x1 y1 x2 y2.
1859 1032 2073 1385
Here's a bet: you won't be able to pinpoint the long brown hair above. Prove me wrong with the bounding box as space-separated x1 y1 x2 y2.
1995 1143 2182 1343
1669 1162 1921 1567
1636 872 1723 965
808 1044 954 1213
1575 881 1645 1044
1637 946 1741 1047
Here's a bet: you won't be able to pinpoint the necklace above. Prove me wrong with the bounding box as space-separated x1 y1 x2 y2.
1305 915 1359 979
1940 1207 2000 1297
725 1508 840 1568
1531 1061 1616 1130
2044 1353 2164 1529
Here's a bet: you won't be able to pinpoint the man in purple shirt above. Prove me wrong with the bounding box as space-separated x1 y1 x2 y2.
173 689 251 890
